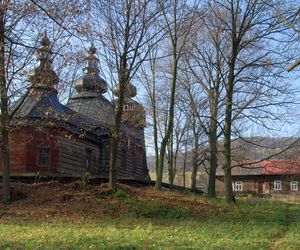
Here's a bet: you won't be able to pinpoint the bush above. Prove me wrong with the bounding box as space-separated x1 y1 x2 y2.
114 189 128 199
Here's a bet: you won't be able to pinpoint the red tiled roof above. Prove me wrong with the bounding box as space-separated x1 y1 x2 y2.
261 159 300 175
216 159 300 176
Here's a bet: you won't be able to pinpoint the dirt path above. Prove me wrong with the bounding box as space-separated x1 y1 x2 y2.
269 207 294 250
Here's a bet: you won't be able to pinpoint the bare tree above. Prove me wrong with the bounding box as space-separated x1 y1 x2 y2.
92 0 161 191
178 75 208 191
0 0 9 203
260 1 300 72
183 8 228 197
155 0 200 190
207 0 293 203
139 46 162 181
166 106 187 188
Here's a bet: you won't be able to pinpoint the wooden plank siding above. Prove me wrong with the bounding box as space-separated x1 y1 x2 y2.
57 135 150 181
58 136 101 175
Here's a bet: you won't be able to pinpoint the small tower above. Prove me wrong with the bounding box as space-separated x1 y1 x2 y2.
113 69 146 129
28 33 59 90
67 45 114 127
113 65 149 180
74 46 108 94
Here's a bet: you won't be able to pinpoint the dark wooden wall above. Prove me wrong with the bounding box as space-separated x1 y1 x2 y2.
96 134 150 181
2 126 150 182
58 136 100 175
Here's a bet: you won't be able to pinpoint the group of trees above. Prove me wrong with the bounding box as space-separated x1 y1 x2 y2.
139 0 300 203
1 0 300 204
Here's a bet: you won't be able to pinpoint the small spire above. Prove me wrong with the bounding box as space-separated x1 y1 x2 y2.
28 33 58 89
41 32 51 47
36 32 52 65
74 45 108 94
88 44 97 55
84 45 99 73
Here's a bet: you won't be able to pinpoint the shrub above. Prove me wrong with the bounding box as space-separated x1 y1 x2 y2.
114 189 128 199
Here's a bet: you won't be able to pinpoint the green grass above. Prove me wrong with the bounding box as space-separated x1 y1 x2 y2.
0 197 300 249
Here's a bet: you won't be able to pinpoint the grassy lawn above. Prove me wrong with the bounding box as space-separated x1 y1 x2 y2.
0 183 299 249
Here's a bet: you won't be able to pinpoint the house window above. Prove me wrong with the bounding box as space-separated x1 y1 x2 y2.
290 181 298 191
232 181 243 191
274 180 282 191
38 148 50 166
86 149 92 170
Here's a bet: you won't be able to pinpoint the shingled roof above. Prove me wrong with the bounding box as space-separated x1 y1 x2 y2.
10 33 112 141
10 87 110 141
67 92 115 128
66 45 116 128
216 159 300 176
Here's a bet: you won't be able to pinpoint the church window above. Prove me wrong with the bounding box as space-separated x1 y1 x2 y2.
86 149 92 170
123 104 135 111
38 147 50 166
128 104 135 110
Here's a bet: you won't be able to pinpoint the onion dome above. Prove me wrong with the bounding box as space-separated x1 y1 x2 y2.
28 32 59 88
113 65 137 98
74 46 108 94
113 82 137 98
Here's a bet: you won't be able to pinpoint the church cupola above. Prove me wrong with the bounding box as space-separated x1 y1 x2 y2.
67 45 115 127
113 65 146 128
74 46 108 94
28 33 59 89
112 65 137 98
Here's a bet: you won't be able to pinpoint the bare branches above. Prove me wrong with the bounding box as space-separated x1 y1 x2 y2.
287 60 300 72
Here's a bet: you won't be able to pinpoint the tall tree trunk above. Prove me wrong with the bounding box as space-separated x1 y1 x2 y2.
153 93 159 179
168 131 174 189
191 136 199 192
151 64 159 179
208 133 217 197
207 32 221 198
173 163 177 186
182 141 187 188
109 134 118 191
172 151 178 187
0 4 10 203
223 60 236 204
224 99 234 203
190 154 198 192
155 56 178 190
109 59 126 192
207 94 218 198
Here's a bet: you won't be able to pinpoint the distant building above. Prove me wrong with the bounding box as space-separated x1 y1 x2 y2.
216 159 300 195
0 34 150 182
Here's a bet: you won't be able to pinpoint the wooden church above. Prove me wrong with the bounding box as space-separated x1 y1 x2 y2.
0 34 150 182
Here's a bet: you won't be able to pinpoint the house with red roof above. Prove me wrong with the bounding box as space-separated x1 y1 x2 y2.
216 160 300 195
